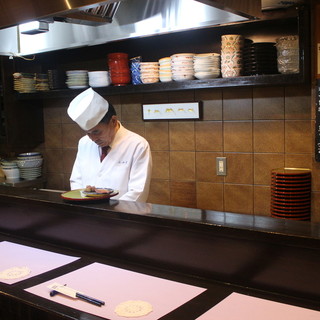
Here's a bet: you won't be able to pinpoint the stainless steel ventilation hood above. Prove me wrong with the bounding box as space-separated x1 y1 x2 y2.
0 0 262 56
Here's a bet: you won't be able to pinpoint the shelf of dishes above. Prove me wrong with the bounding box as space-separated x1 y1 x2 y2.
0 152 43 181
13 34 300 94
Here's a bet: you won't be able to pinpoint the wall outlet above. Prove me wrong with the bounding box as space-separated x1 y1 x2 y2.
216 157 227 176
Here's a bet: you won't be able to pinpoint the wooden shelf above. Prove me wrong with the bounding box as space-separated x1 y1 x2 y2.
16 73 307 100
14 5 310 101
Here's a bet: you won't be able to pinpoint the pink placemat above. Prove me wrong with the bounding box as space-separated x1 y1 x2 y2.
0 241 80 284
26 262 206 320
196 292 320 320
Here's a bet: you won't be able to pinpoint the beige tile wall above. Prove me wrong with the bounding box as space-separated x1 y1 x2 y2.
41 84 320 222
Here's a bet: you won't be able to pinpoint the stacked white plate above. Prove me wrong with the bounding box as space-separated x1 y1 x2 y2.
66 70 89 89
16 152 43 180
140 62 159 84
194 53 221 79
171 53 195 81
159 57 172 82
88 71 111 87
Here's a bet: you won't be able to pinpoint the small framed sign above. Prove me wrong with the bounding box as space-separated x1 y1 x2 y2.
142 102 200 120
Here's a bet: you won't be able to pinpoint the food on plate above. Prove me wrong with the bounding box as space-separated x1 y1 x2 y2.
84 185 96 192
82 185 114 196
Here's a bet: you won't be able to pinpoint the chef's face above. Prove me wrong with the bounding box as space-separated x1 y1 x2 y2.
86 115 118 147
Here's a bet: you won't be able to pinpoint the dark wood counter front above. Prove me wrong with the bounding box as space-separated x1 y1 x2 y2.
0 187 319 319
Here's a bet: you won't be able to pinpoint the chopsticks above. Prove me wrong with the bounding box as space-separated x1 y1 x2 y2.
49 283 105 307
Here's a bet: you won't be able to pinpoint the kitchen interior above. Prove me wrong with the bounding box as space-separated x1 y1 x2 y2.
0 0 318 220
0 0 320 319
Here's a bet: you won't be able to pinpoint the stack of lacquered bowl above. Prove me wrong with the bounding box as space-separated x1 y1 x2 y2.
171 53 195 81
48 70 66 89
16 152 43 180
271 168 311 221
243 42 278 75
194 53 220 79
107 52 131 86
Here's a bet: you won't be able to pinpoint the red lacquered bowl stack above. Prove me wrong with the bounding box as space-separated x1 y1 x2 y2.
107 52 131 86
270 168 311 221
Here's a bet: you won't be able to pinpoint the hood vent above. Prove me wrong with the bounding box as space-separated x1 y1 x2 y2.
53 2 121 26
0 0 260 56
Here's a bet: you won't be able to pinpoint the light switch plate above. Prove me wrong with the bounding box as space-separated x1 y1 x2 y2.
142 102 200 120
216 157 227 176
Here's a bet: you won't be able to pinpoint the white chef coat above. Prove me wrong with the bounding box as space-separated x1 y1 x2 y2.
70 122 152 202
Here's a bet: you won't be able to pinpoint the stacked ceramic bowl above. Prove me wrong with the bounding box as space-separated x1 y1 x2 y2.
276 35 299 74
16 152 43 180
13 72 36 93
130 56 142 85
158 57 172 82
194 53 220 79
221 34 244 78
88 71 111 87
171 53 195 81
0 160 20 180
66 70 89 89
270 168 311 221
140 62 159 84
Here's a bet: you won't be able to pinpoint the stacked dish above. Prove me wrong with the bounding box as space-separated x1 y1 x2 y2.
243 42 278 75
48 70 66 90
159 57 172 82
107 52 131 86
88 71 111 87
35 73 50 91
0 160 20 180
270 167 311 221
276 35 299 74
194 53 220 79
130 56 142 85
13 72 36 93
66 70 89 89
140 62 159 84
16 152 43 180
171 53 195 81
221 34 244 78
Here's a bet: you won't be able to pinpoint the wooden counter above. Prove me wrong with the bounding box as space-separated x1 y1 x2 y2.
0 186 319 319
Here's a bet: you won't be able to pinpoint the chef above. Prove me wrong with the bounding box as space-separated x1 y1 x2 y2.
67 88 152 202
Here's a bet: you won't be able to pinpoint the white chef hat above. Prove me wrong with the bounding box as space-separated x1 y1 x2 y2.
67 88 109 131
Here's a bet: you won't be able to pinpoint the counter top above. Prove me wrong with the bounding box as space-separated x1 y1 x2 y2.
0 186 320 319
0 186 319 247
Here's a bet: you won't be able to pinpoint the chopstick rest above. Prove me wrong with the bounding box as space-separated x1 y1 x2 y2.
48 282 105 307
